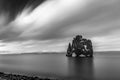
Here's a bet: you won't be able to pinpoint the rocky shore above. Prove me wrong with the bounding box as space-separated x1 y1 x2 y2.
0 72 58 80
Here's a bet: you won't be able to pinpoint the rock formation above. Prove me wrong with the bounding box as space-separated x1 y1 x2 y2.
66 35 93 57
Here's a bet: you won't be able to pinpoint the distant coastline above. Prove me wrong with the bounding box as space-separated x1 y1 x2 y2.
0 51 120 55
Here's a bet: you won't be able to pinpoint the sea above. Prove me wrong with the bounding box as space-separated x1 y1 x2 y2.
0 52 120 80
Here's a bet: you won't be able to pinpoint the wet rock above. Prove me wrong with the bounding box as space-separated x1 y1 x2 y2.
66 35 93 57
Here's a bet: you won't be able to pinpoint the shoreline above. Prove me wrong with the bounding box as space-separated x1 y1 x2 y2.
0 72 58 80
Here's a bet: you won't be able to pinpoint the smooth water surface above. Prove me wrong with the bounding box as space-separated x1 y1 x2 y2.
0 52 120 80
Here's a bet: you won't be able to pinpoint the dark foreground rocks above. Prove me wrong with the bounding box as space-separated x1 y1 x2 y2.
0 72 58 80
66 35 93 57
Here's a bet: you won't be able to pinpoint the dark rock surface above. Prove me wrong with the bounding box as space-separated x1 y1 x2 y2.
66 35 93 57
0 72 58 80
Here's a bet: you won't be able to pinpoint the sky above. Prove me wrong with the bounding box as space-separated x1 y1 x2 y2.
0 0 120 53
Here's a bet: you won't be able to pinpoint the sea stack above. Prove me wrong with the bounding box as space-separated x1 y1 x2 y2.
66 35 93 57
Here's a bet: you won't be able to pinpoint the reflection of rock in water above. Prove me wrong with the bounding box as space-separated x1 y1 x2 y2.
66 35 93 57
67 57 94 80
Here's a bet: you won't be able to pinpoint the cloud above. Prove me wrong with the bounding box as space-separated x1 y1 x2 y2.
92 30 120 51
12 0 120 40
0 38 70 53
0 0 46 21
0 0 120 53
12 0 89 39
